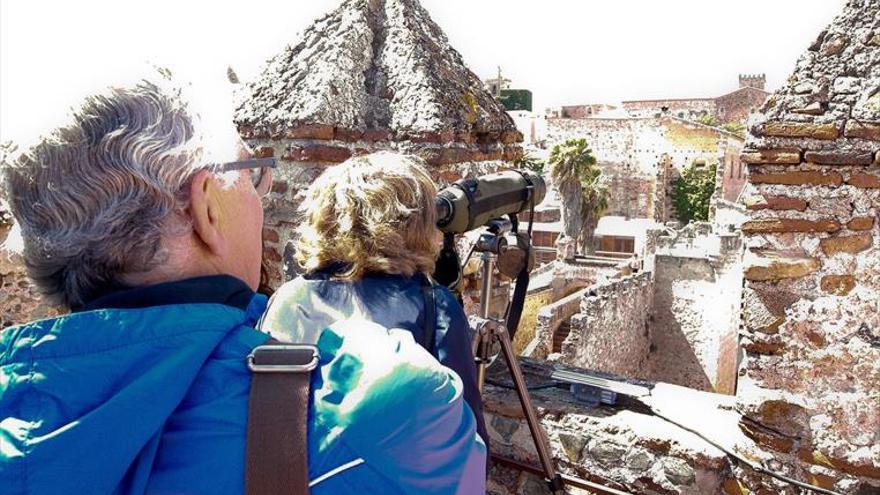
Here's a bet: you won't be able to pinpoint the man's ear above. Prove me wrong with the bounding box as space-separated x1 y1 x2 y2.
189 169 227 257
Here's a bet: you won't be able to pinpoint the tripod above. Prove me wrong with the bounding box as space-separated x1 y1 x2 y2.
470 223 565 495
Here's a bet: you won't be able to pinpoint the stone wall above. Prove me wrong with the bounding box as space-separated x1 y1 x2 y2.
484 360 790 495
545 117 743 221
736 0 880 491
649 252 743 394
559 272 654 378
716 87 771 126
622 99 717 120
526 286 590 360
621 81 768 126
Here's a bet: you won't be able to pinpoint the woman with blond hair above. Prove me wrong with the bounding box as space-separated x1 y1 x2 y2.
260 151 487 444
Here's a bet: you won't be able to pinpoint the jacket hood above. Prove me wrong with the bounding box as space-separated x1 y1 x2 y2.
0 300 268 494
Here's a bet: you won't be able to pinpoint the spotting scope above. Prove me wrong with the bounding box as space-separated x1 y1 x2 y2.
435 170 546 234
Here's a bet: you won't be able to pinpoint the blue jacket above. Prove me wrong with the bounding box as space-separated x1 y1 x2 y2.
0 276 486 494
258 273 487 445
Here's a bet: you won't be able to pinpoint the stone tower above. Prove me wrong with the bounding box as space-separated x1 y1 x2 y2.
738 73 766 91
234 0 523 285
738 0 880 491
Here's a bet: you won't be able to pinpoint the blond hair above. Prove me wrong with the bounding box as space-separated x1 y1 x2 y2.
295 152 440 280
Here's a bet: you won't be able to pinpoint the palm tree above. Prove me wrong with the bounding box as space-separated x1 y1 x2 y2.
578 166 609 254
549 139 598 259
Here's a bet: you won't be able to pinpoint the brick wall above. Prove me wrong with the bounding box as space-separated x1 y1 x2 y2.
715 87 770 125
736 1 880 491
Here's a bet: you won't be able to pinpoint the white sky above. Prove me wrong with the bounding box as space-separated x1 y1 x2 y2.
1 0 845 144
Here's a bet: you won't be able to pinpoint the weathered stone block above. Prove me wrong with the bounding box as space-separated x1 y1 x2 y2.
362 129 391 142
662 457 696 486
263 246 282 263
745 196 808 211
588 440 627 468
799 448 880 479
808 196 853 218
262 228 280 243
237 125 270 139
844 120 880 140
500 130 524 144
723 478 748 495
742 339 786 355
750 170 842 187
738 419 795 453
804 150 875 165
821 34 848 56
270 180 289 194
833 76 861 94
408 130 455 144
254 146 275 158
820 233 873 256
284 123 335 140
741 148 802 165
285 144 352 163
820 275 856 295
760 122 840 140
421 147 469 166
624 449 654 471
744 252 821 281
791 101 827 116
847 216 875 231
334 127 364 142
490 415 520 443
455 130 476 145
847 172 880 188
558 432 587 462
502 146 524 162
753 400 810 437
741 219 841 234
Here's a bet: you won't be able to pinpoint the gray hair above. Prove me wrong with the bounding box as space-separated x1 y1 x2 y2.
1 79 204 308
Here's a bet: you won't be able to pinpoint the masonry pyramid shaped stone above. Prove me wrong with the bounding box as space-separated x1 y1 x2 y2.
750 0 880 149
738 0 880 488
234 0 520 153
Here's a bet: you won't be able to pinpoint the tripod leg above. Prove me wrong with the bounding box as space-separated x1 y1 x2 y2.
494 326 566 494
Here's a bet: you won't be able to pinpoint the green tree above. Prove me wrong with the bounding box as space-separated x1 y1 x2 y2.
513 151 545 175
672 163 717 224
549 139 599 258
578 166 609 254
697 114 720 127
722 121 745 137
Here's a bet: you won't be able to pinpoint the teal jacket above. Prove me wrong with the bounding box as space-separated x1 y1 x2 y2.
0 276 486 494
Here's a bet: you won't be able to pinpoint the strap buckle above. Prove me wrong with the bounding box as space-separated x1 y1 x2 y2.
247 344 319 373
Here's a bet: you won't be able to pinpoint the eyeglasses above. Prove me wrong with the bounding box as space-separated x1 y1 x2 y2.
207 158 278 197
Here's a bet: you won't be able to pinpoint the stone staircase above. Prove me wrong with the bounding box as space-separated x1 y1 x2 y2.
552 320 572 353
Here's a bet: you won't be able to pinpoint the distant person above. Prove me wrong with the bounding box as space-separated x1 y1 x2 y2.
629 253 641 274
0 74 485 494
259 152 488 446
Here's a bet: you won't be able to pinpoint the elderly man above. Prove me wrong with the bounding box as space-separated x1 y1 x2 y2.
0 76 485 494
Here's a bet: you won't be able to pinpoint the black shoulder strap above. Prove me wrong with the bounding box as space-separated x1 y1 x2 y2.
245 338 318 495
421 275 437 355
